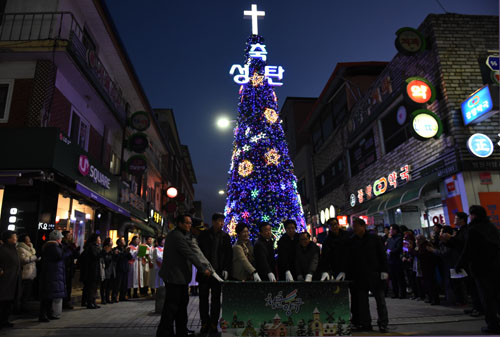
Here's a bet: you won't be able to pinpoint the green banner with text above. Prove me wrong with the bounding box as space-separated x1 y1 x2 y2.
221 281 351 336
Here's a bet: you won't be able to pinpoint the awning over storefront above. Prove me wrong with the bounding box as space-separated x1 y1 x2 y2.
76 182 130 217
359 173 441 216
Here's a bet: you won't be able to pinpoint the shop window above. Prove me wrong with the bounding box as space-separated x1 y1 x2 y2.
69 108 90 151
0 79 14 123
317 156 345 198
349 129 376 177
381 104 411 154
312 121 323 152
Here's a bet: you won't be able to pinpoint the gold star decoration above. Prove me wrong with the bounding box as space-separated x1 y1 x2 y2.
238 160 254 177
250 72 265 87
264 148 280 166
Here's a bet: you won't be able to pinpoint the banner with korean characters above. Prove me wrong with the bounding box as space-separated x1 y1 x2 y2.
221 281 351 336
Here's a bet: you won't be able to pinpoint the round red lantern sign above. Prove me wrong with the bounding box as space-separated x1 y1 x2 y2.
405 77 436 105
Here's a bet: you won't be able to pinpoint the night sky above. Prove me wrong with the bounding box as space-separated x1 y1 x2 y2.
104 0 497 223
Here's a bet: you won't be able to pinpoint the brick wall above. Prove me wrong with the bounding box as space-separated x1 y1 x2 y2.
0 78 33 127
48 87 71 135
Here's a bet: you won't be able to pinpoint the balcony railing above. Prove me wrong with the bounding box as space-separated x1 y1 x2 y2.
0 12 83 42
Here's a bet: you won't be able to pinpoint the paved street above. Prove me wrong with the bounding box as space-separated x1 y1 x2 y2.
1 294 486 336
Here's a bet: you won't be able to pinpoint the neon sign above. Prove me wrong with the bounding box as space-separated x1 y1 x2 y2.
467 133 494 158
411 110 442 140
351 165 411 206
230 59 285 86
405 77 436 104
461 85 494 125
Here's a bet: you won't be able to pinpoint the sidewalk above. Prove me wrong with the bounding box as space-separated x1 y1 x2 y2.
1 294 485 336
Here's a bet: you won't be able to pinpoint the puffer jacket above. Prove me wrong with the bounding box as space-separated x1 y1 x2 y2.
17 242 37 280
39 241 69 299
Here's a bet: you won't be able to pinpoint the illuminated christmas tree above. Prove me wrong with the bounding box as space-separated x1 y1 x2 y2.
224 5 305 240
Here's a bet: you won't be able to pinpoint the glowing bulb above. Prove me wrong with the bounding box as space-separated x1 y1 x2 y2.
167 187 178 198
216 117 231 129
218 190 225 195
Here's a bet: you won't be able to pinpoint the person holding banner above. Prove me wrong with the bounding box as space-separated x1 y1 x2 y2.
347 217 389 333
232 223 260 282
254 222 277 282
277 219 299 282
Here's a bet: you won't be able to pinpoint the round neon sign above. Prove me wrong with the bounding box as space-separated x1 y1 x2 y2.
410 110 443 141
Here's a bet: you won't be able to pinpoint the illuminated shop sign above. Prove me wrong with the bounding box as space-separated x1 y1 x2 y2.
38 222 55 230
337 215 348 227
78 155 111 189
150 209 163 225
395 27 426 55
320 205 336 224
461 85 494 125
351 165 411 206
405 77 436 104
467 133 494 158
411 109 443 140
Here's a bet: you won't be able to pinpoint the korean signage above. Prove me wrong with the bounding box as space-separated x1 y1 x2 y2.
78 155 111 189
128 132 149 153
411 109 443 140
129 111 151 131
461 85 494 125
395 27 426 55
86 50 126 113
405 77 436 104
467 133 494 158
150 208 163 225
351 165 411 206
229 43 284 86
126 155 148 175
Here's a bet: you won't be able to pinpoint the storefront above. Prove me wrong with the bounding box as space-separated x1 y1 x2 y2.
0 128 129 249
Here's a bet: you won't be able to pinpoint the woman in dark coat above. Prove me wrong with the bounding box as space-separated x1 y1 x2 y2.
0 231 21 328
39 230 70 321
81 234 102 309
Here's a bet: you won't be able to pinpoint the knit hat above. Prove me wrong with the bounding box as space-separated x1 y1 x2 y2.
49 230 63 241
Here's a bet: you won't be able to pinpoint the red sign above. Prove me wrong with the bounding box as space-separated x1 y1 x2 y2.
480 172 492 185
407 80 432 104
337 216 348 227
445 195 463 228
446 182 456 193
479 192 500 228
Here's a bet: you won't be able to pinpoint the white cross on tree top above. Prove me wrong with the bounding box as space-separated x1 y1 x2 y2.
244 4 265 35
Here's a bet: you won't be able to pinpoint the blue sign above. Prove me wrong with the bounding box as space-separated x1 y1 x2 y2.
486 55 499 71
461 86 494 125
467 133 494 158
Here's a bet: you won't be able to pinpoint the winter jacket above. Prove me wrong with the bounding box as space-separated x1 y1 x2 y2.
196 227 233 278
277 233 299 279
318 230 349 275
231 240 256 281
159 228 209 285
80 244 101 284
347 232 388 282
114 246 132 274
386 233 403 265
39 241 69 299
100 249 116 280
0 242 21 301
17 242 37 280
295 242 320 279
254 236 276 280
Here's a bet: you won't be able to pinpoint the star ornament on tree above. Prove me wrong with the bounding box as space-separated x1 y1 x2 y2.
264 108 279 124
251 189 259 199
238 160 253 177
250 72 265 87
264 148 280 165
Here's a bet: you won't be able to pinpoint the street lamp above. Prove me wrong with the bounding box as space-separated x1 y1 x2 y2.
218 190 225 195
216 117 236 129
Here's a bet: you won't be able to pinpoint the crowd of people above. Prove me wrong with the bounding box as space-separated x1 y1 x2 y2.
0 204 499 336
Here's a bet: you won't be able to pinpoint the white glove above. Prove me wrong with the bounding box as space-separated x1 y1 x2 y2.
297 275 304 281
381 272 389 280
335 272 346 281
285 270 294 282
320 272 330 281
268 272 277 282
253 272 262 282
305 274 313 282
212 272 224 282
222 270 228 280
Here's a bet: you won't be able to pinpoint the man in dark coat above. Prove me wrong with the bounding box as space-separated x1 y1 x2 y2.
319 218 349 281
277 219 299 281
386 224 406 298
112 237 132 302
0 231 21 329
61 230 79 309
295 232 319 281
457 205 500 334
157 214 212 337
196 213 232 333
80 234 102 309
254 222 276 282
39 230 70 322
347 218 389 333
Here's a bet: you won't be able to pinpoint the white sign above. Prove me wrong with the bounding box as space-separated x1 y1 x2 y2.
229 60 284 86
78 155 111 189
467 133 494 158
413 113 439 139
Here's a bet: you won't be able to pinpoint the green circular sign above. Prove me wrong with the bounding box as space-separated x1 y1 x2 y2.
128 132 149 153
129 111 150 131
395 27 426 55
410 109 443 141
